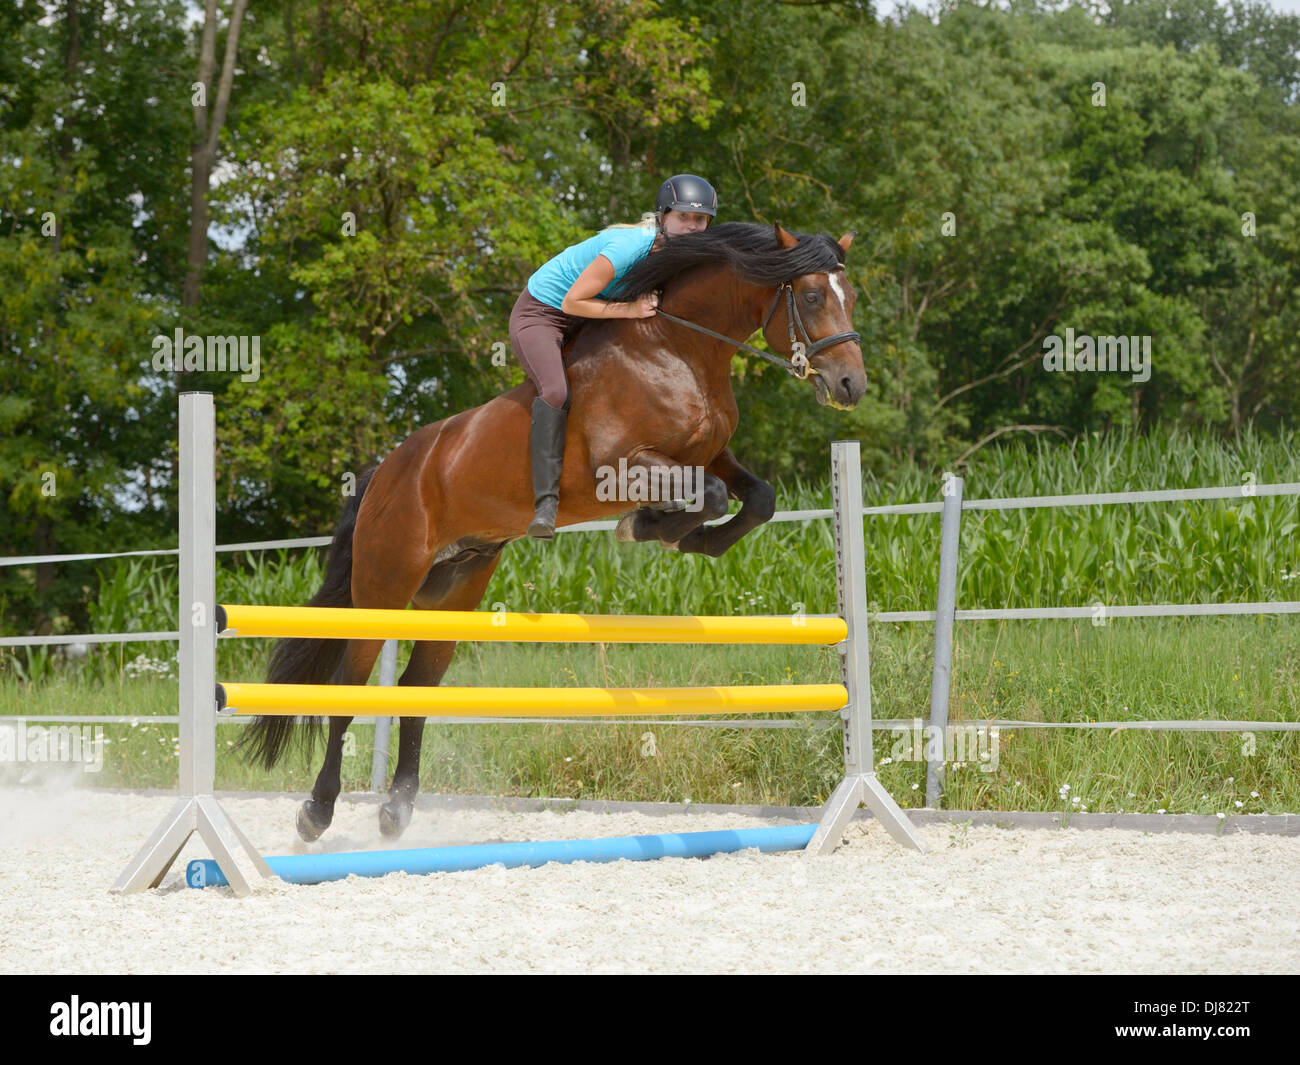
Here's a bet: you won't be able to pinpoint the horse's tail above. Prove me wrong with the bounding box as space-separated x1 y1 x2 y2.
238 467 378 770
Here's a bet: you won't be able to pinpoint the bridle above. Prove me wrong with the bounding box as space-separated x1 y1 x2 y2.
652 276 861 380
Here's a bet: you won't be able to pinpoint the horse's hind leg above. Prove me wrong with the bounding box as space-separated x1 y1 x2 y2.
380 715 427 838
377 544 507 838
375 644 446 839
297 637 385 842
297 716 354 843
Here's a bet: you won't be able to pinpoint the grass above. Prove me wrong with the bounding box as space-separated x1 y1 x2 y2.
2 426 1298 814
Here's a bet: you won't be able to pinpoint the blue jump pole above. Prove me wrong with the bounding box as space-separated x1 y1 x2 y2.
187 824 817 888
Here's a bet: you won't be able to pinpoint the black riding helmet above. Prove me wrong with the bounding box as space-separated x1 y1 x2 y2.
655 174 718 218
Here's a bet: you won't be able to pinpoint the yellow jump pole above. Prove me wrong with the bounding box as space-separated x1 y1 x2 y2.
218 681 849 717
217 604 848 646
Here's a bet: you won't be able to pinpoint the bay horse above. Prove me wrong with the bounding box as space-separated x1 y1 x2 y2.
241 221 866 841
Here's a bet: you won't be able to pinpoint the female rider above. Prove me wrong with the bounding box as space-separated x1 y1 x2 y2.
509 174 718 540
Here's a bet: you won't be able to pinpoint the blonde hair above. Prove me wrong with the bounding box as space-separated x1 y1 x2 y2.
602 212 659 231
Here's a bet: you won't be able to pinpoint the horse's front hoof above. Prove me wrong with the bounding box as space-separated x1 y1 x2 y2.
658 538 680 551
615 513 638 542
296 800 332 843
379 800 412 839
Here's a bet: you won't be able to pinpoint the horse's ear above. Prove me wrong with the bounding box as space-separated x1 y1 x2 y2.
773 224 799 249
838 231 856 252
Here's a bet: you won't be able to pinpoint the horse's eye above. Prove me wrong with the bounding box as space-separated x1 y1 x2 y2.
804 291 821 305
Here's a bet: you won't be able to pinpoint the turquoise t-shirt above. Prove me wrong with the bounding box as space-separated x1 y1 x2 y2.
527 225 656 310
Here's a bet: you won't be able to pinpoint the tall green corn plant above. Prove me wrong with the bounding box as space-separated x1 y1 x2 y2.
86 558 178 688
217 549 326 678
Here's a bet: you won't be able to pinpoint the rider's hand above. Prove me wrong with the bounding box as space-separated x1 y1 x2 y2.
628 293 659 318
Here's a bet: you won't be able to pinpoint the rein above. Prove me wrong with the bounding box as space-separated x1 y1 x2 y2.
652 279 861 380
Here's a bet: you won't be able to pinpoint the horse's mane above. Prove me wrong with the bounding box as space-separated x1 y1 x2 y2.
611 222 847 300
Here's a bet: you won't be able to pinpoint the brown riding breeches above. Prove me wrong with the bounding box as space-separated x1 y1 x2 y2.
509 288 585 410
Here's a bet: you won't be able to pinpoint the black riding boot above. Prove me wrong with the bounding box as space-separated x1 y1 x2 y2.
527 396 568 540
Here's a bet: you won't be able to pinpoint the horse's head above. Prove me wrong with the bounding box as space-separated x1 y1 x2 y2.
761 225 866 411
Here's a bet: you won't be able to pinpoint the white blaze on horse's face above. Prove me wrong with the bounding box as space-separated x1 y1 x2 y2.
806 269 863 411
828 271 848 314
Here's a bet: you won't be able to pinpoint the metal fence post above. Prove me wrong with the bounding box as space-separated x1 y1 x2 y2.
926 474 964 808
370 640 398 793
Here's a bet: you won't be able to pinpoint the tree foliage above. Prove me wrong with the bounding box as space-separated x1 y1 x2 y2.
3 0 1299 634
